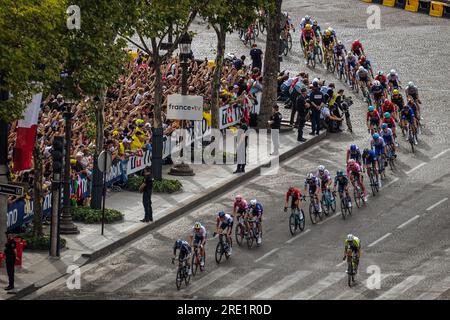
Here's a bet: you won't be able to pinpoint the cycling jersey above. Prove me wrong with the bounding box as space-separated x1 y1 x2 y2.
299 18 313 30
388 73 400 86
344 237 361 253
250 203 264 216
348 148 362 163
334 44 346 55
392 94 405 110
363 149 377 166
346 162 362 178
312 24 321 38
322 34 334 46
381 128 394 145
351 42 363 56
356 69 369 81
233 199 248 212
371 84 384 96
371 137 385 156
302 28 315 42
401 107 415 123
192 226 207 239
367 110 380 123
346 56 357 68
382 100 396 114
286 188 301 202
382 116 396 129
173 240 192 257
334 175 349 194
359 60 371 71
405 85 418 100
217 213 233 230
304 176 320 195
318 169 331 184
375 74 388 87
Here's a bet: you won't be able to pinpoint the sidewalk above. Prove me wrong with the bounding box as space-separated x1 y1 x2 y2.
0 126 327 300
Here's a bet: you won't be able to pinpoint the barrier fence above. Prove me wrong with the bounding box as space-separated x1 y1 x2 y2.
361 0 450 18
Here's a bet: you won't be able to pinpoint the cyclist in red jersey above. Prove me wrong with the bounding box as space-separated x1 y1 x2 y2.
284 187 303 212
347 159 367 201
366 106 381 133
382 100 398 122
375 71 388 90
351 39 365 57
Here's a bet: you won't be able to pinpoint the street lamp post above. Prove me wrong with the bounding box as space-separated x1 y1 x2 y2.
169 33 195 176
60 100 79 234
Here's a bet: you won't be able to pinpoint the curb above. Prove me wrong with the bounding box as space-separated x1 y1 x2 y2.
7 131 327 299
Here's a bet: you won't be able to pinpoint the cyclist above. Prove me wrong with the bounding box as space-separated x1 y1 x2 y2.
370 133 386 182
333 170 351 208
299 15 313 30
282 11 294 40
312 20 322 40
343 234 361 273
327 27 338 42
387 69 401 92
358 56 373 78
391 89 405 113
189 222 207 267
356 66 370 93
249 199 263 245
400 103 417 144
172 239 192 275
375 70 388 90
381 112 397 145
347 144 362 166
382 99 398 122
351 39 365 57
405 82 421 118
406 96 420 129
345 52 358 86
362 148 380 186
347 159 367 201
317 165 333 203
333 40 347 62
233 194 248 222
322 29 335 63
284 186 303 212
215 211 233 255
370 80 385 108
381 123 397 157
366 105 381 134
304 173 322 213
302 24 316 56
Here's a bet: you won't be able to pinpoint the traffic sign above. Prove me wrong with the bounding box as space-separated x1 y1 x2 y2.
0 183 24 196
98 150 112 173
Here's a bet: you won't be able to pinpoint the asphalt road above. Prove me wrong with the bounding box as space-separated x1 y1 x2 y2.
28 0 450 300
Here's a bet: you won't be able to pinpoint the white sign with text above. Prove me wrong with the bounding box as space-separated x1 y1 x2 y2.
167 94 203 121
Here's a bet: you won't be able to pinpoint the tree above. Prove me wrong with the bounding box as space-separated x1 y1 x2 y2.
258 0 282 129
59 0 134 209
0 0 68 247
200 0 262 129
120 0 202 180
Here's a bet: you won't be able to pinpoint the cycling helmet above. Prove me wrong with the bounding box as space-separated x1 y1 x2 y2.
175 239 183 247
250 199 257 206
384 112 391 118
328 27 334 32
305 24 312 30
235 195 242 201
348 159 356 165
347 52 353 58
373 133 380 140
358 66 364 72
408 81 414 87
373 80 381 86
347 234 354 241
194 222 201 229
306 173 314 180
288 186 295 192
378 70 384 76
350 144 357 152
354 39 360 44
325 30 331 36
305 15 311 20
393 89 399 95
336 170 343 177
338 40 342 45
390 69 396 75
218 211 225 218
283 11 288 16
318 165 325 172
368 106 375 112
313 20 318 26
360 56 366 62
381 123 388 129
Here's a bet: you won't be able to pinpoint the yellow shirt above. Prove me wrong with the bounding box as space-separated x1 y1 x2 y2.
118 142 125 156
130 135 144 150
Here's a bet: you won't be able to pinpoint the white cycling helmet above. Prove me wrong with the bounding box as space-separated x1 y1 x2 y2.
313 77 320 84
347 234 354 241
373 80 381 86
250 199 257 206
358 66 364 72
390 69 396 75
307 173 314 180
235 194 242 201
408 81 414 87
318 165 325 172
337 40 342 45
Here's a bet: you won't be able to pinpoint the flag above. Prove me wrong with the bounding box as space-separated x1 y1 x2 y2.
13 92 43 172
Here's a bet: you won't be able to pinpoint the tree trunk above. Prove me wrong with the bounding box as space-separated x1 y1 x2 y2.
258 0 282 129
211 25 226 129
32 139 43 237
91 92 106 209
151 40 164 180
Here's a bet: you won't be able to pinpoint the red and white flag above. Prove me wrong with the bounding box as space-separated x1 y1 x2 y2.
13 92 43 172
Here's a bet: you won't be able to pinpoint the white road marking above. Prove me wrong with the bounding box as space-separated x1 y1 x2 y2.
376 275 426 300
431 148 450 159
285 229 311 244
317 212 340 225
83 264 122 283
184 268 235 294
291 272 346 300
368 233 392 248
415 276 450 300
253 271 312 299
397 215 420 229
254 248 280 263
96 265 156 292
136 271 173 293
405 162 426 175
336 260 346 267
214 269 271 297
426 198 448 211
381 177 399 189
333 273 400 300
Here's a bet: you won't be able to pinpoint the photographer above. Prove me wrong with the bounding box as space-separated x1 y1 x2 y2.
335 89 354 133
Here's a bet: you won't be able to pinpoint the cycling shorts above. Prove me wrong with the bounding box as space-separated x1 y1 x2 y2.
193 235 205 246
309 185 318 195
374 147 384 157
237 207 247 215
337 182 348 194
370 118 380 126
350 171 361 180
389 79 400 88
353 48 362 56
290 196 300 209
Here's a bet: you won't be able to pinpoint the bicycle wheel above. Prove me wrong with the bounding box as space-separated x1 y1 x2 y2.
235 224 244 246
309 202 319 224
330 55 336 73
369 174 376 197
289 213 296 235
254 26 259 38
347 262 353 287
321 199 330 216
316 46 323 63
191 253 198 277
287 33 292 51
184 267 191 286
247 227 254 248
283 41 288 56
176 268 183 290
298 209 306 231
341 198 347 220
354 188 361 208
311 53 316 68
258 20 265 33
347 196 353 215
215 242 223 264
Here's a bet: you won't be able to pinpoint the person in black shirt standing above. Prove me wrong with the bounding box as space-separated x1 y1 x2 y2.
250 44 263 71
268 105 282 155
309 80 324 136
139 166 153 222
295 87 310 142
4 232 16 291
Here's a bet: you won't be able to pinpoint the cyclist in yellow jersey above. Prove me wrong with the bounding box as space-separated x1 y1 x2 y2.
343 234 361 272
